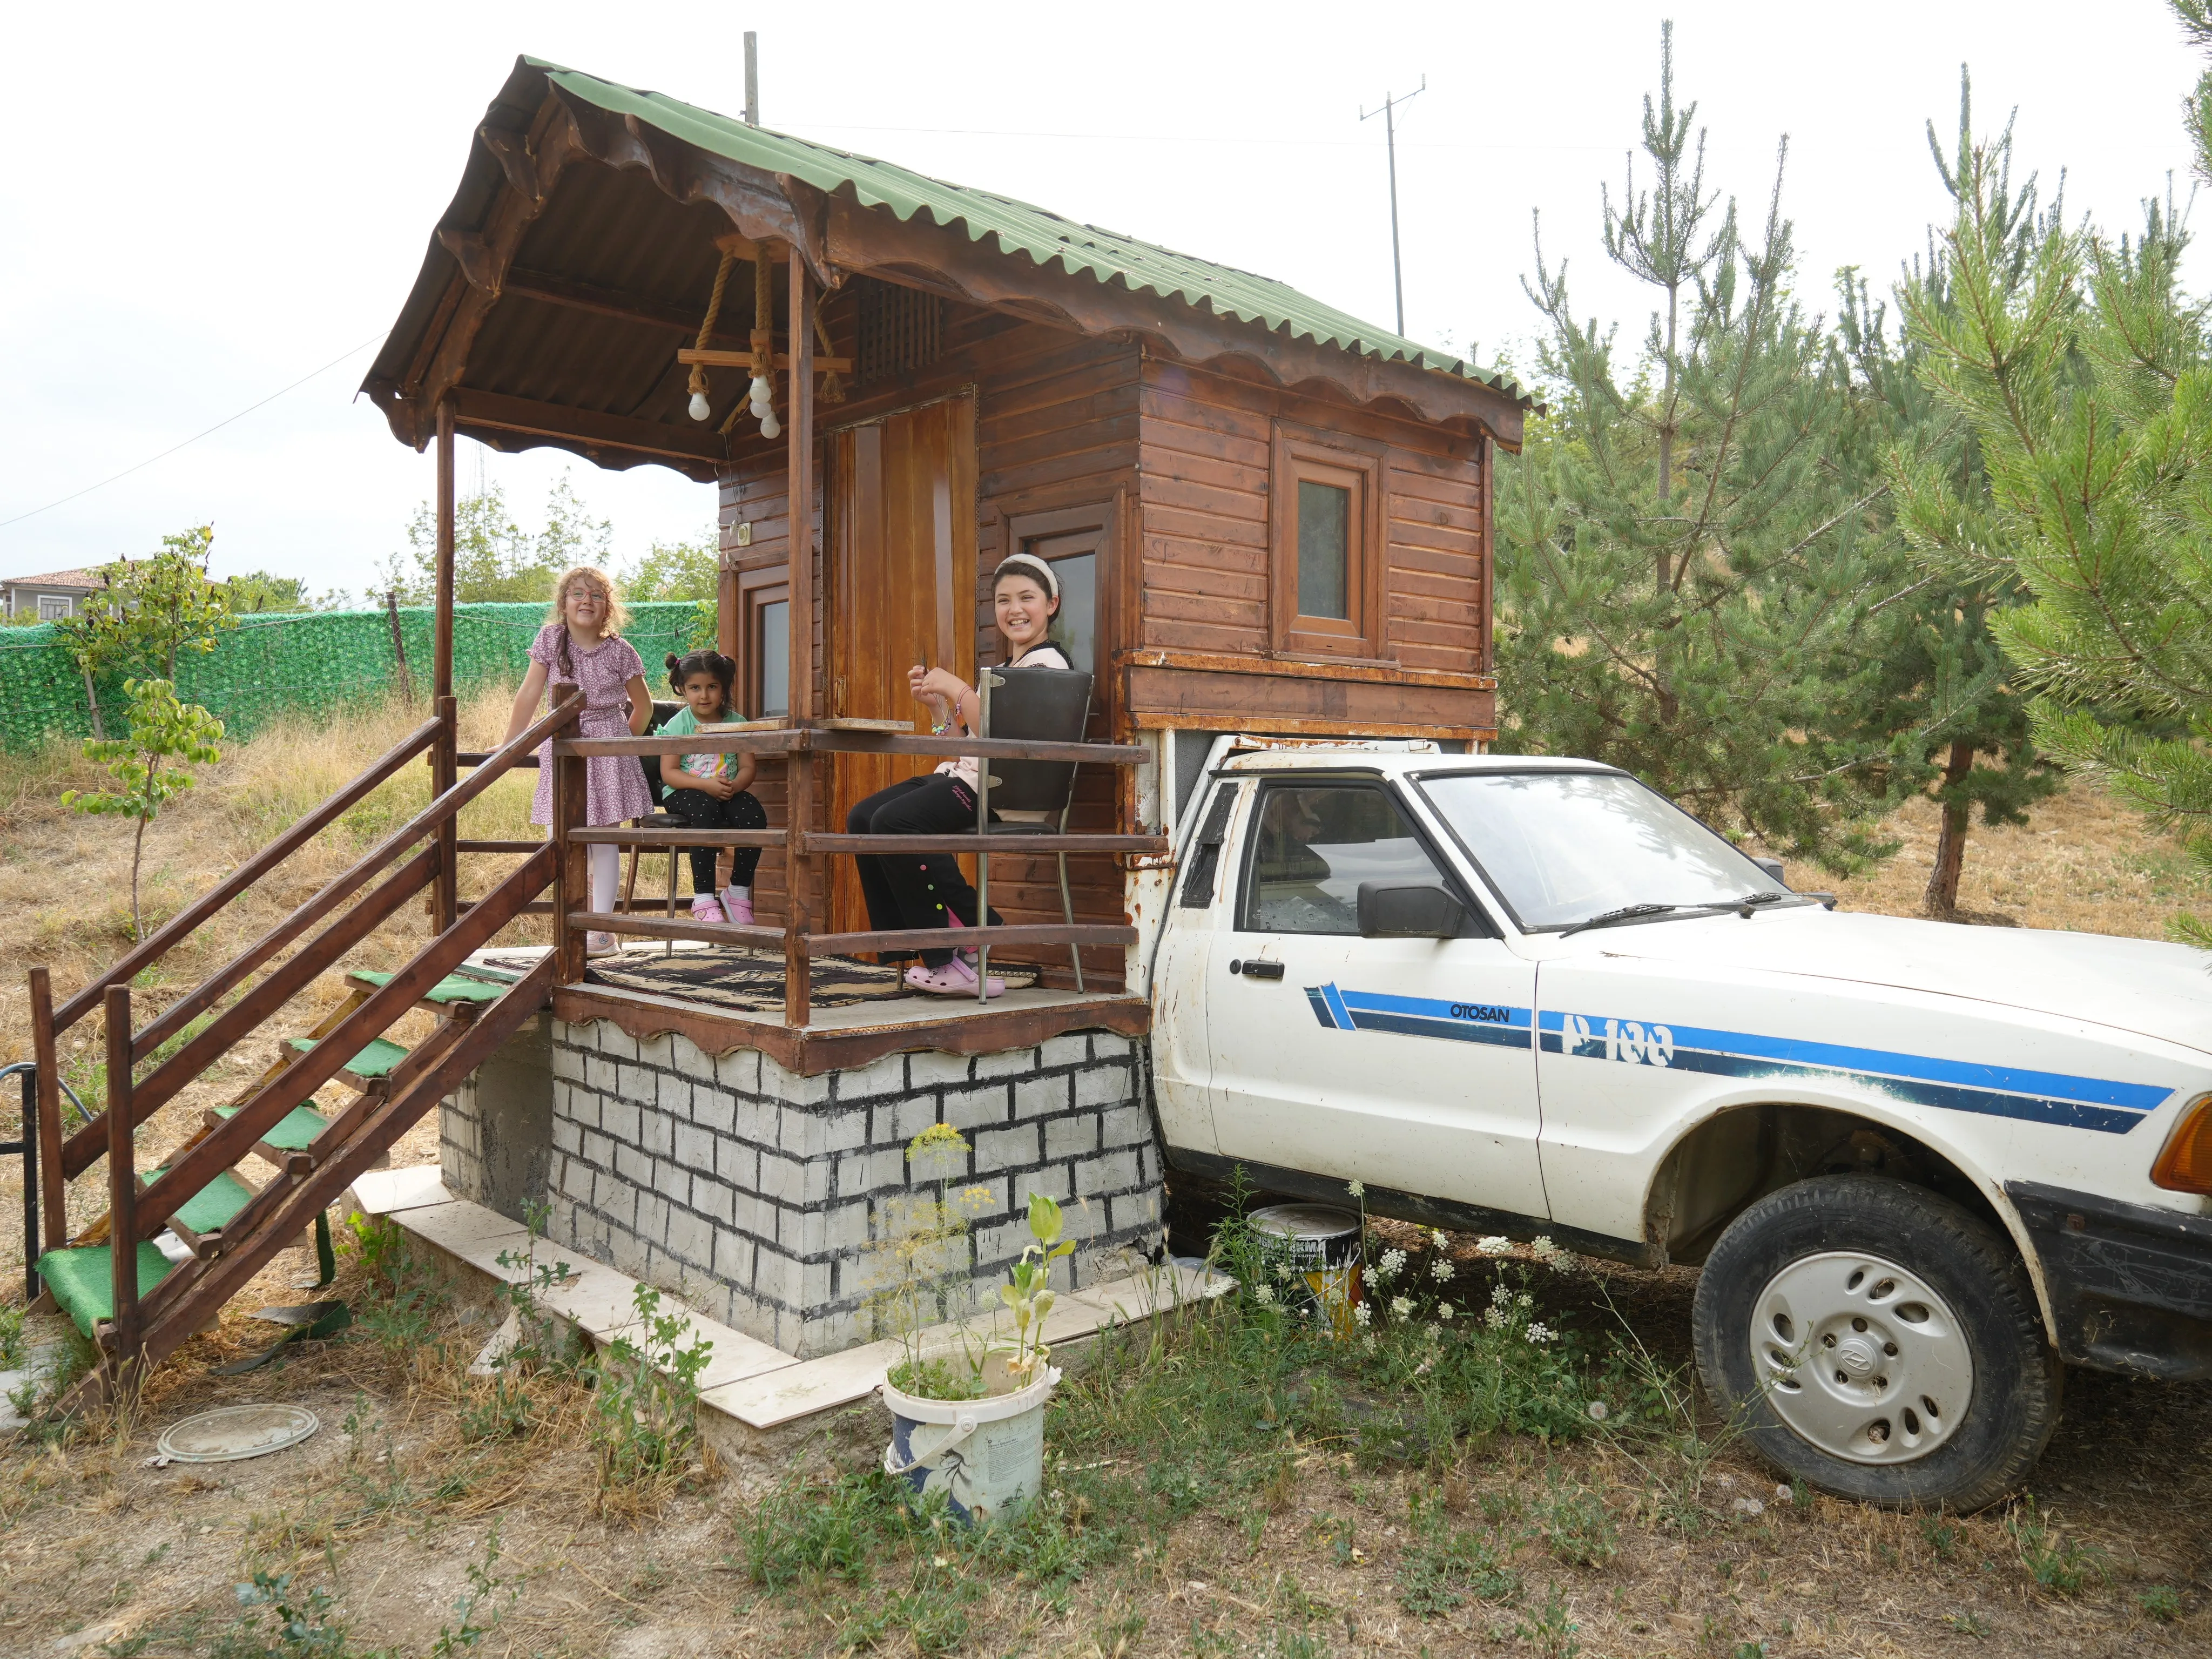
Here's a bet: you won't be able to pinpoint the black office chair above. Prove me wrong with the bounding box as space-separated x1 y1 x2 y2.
974 664 1096 998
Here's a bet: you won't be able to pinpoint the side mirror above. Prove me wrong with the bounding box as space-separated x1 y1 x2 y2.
1357 881 1467 939
1750 856 1789 889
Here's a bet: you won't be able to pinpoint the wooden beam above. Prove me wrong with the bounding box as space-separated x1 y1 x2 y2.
475 124 544 206
505 267 748 342
1114 645 1497 693
808 924 1137 955
801 832 1168 855
568 911 784 950
104 987 139 1375
29 968 66 1265
447 388 725 468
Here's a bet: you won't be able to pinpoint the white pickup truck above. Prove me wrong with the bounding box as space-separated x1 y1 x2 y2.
1132 738 2212 1510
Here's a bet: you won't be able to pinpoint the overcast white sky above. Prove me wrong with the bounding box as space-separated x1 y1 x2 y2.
3 1 2203 602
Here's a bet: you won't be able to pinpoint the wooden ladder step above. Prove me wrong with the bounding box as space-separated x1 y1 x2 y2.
35 1241 177 1340
346 967 514 1012
284 1033 410 1091
203 1101 336 1168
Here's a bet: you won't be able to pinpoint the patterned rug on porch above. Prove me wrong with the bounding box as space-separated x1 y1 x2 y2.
576 946 1038 1013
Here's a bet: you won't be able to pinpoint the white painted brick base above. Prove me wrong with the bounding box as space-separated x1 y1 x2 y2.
444 1022 1165 1357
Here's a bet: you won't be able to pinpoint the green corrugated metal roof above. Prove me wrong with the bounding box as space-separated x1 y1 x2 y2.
530 59 1526 404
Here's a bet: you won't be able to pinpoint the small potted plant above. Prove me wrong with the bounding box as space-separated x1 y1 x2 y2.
879 1189 1073 1524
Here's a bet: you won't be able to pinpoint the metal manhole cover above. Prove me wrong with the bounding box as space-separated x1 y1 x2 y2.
157 1404 319 1463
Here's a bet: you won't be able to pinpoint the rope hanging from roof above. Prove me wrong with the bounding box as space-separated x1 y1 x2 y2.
815 311 845 404
685 252 737 421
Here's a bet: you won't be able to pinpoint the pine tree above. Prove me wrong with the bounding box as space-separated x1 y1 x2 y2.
1852 75 2060 919
1496 24 1905 867
1897 23 2212 941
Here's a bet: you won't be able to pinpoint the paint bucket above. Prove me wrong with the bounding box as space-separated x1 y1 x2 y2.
1247 1203 1363 1338
879 1365 1061 1525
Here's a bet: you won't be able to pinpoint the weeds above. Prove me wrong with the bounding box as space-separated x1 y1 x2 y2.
590 1283 713 1496
1530 1479 1618 1569
1514 1583 1582 1658
1394 1488 1521 1615
219 1571 354 1657
0 1299 23 1369
2005 1495 2112 1595
2140 1586 2183 1623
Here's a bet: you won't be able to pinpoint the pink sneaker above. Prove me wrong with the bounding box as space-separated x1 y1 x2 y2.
723 889 754 925
690 895 729 925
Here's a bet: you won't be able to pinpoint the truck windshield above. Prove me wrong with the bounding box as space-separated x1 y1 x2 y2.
1418 770 1788 932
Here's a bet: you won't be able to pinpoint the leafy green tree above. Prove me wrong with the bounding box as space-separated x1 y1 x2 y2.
1495 25 1904 868
63 678 224 940
1845 78 2060 918
624 532 720 602
224 571 330 614
53 525 235 737
383 473 614 604
1896 28 2212 941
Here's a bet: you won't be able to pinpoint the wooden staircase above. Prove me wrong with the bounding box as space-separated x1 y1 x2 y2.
24 689 585 1405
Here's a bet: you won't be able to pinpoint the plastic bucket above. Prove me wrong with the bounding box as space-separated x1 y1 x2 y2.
1247 1203 1363 1337
879 1366 1061 1524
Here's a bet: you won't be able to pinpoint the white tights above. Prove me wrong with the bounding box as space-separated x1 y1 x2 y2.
588 842 618 921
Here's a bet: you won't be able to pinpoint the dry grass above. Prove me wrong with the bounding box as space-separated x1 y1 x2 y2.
1 730 2208 1656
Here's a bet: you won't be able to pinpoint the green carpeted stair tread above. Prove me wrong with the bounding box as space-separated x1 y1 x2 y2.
211 1102 332 1151
347 969 509 1004
36 1242 175 1339
153 1166 256 1236
286 1034 409 1078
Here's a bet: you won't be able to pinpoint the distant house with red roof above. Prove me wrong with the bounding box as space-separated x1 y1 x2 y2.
2 568 104 621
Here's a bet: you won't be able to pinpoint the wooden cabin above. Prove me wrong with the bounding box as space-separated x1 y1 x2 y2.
365 56 1529 1016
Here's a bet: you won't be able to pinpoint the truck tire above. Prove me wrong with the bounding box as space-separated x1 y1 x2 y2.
1691 1174 2059 1512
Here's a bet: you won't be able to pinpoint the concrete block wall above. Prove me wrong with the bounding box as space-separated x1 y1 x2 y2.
532 1023 1164 1357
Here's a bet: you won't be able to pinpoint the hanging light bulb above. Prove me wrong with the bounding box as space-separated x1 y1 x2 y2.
687 390 712 422
760 407 782 439
747 374 773 417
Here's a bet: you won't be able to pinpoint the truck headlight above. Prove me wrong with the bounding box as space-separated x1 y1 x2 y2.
2151 1094 2212 1195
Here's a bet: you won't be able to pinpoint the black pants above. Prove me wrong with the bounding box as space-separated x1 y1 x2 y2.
847 774 1000 966
663 787 767 894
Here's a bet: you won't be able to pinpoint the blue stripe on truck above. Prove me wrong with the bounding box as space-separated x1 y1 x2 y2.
1535 1009 2170 1135
1303 985 1534 1049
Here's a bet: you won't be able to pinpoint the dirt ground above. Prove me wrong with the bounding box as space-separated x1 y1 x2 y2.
1 743 2208 1656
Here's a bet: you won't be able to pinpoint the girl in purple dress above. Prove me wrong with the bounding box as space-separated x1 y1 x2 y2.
501 565 654 956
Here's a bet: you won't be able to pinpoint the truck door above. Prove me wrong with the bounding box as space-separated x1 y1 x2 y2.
1204 777 1549 1220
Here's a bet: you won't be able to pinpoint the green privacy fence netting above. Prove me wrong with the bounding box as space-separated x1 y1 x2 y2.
0 601 709 748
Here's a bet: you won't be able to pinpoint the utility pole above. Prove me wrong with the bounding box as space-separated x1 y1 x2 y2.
1359 76 1425 336
744 32 759 126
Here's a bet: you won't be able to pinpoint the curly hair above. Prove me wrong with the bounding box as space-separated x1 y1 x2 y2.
545 565 631 637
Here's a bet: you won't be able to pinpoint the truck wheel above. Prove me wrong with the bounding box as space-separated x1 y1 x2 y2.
1691 1174 2059 1512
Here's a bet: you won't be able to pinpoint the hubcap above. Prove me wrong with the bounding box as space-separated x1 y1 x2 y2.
1749 1250 1973 1465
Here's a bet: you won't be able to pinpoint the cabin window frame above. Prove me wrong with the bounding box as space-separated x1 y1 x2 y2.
1269 420 1387 660
738 568 792 720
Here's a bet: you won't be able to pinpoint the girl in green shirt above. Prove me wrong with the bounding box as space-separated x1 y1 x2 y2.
659 650 766 925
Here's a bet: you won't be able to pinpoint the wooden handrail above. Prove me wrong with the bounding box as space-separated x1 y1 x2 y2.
801 832 1168 855
806 923 1137 955
114 848 440 1141
552 729 1149 765
568 911 785 950
52 717 441 1034
569 827 788 848
127 690 582 1060
129 841 559 1245
456 751 540 768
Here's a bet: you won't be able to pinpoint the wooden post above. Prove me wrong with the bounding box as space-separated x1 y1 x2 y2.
104 985 140 1378
551 685 586 984
29 968 67 1266
433 401 460 934
783 244 817 1029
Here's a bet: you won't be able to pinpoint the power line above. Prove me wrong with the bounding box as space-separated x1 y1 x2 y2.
0 329 388 533
1361 78 1426 336
785 118 1602 154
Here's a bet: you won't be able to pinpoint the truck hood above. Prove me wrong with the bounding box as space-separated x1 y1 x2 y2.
1582 907 2212 1054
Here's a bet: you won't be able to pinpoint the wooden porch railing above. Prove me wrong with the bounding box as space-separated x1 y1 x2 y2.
30 691 585 1257
544 719 1163 1024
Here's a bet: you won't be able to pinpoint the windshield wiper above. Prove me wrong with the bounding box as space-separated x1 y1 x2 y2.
1560 902 1677 938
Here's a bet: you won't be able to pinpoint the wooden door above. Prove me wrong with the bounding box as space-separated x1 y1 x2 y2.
828 394 977 935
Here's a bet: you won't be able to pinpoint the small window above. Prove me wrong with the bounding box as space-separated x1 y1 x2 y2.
756 598 790 719
1028 536 1097 673
1297 482 1350 619
1240 783 1448 935
1271 423 1385 657
37 596 69 621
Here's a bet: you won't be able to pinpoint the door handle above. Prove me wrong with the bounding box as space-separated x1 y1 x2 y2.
1226 959 1284 980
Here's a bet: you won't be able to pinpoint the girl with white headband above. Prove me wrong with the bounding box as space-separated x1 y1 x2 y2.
847 552 1073 997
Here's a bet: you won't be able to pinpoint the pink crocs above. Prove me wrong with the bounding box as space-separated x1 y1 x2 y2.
690 895 729 925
